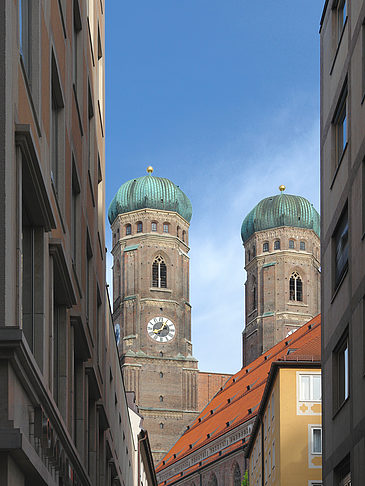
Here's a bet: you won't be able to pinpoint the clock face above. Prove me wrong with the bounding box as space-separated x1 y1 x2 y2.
115 323 121 345
147 317 176 343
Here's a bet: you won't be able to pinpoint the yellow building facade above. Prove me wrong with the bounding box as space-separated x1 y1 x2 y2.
246 361 322 486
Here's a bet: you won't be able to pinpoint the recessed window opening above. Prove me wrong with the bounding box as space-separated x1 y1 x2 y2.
300 241 306 251
289 239 295 249
182 230 186 242
290 271 303 301
334 208 348 289
159 395 163 402
160 423 164 429
263 242 269 252
152 255 167 288
125 224 131 235
137 221 142 233
163 223 169 233
274 240 280 250
311 427 322 454
151 222 157 232
160 372 163 378
333 83 348 169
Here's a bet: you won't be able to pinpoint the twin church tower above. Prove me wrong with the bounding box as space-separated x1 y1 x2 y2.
108 168 320 462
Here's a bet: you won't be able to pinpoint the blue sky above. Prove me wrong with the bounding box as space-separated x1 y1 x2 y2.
105 1 323 374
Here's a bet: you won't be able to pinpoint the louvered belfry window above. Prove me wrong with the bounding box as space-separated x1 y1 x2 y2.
152 256 167 288
289 271 303 301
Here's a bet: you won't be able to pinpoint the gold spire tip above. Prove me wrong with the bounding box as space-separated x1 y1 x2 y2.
147 165 154 174
279 185 286 193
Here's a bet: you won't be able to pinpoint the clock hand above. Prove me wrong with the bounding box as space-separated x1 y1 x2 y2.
153 320 168 334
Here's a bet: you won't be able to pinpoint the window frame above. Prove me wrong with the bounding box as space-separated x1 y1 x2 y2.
333 331 349 411
298 373 322 402
137 221 143 233
151 222 157 232
289 239 295 249
274 240 280 250
289 271 303 302
333 205 349 291
125 224 131 236
163 223 169 233
332 83 348 172
311 427 322 455
263 242 269 252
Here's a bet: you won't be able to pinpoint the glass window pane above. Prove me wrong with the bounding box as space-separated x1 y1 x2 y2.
312 428 322 454
313 375 321 400
300 375 310 400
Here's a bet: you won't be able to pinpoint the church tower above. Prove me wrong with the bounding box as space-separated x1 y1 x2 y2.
108 167 199 464
241 186 320 367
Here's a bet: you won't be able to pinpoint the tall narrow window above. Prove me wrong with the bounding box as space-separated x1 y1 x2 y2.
334 207 349 289
335 334 349 408
333 83 347 169
274 240 280 250
19 0 30 77
233 464 241 486
88 85 95 182
97 25 104 124
86 235 93 324
263 242 269 252
163 223 169 233
51 53 64 196
182 230 186 242
137 221 143 233
289 239 295 249
289 271 303 301
73 0 82 92
151 222 157 232
71 159 80 266
252 245 256 257
311 427 322 454
152 256 167 288
300 241 306 251
125 224 131 235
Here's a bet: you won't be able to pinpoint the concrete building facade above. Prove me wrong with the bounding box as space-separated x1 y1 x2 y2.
320 1 365 484
0 1 150 485
241 190 321 366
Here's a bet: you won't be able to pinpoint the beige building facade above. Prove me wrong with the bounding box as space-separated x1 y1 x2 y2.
320 0 365 484
241 191 321 366
0 1 149 485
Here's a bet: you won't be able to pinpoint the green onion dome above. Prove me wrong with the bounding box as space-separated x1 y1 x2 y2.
108 168 192 225
241 190 320 243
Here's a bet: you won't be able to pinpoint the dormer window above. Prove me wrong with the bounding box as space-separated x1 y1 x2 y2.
126 224 131 235
151 222 157 232
274 240 280 250
263 242 269 252
137 221 142 233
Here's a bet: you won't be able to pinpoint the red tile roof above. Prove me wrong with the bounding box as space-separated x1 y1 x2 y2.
156 315 321 482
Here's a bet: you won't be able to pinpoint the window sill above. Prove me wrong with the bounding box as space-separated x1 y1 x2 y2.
330 142 348 190
332 396 349 420
331 266 348 304
150 287 171 293
287 302 308 307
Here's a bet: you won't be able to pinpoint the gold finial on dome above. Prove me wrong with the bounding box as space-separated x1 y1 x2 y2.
147 165 154 174
279 185 286 193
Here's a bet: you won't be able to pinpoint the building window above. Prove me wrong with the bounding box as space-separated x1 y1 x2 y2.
137 221 143 233
252 245 256 257
289 239 295 249
151 222 157 232
299 373 321 401
289 271 303 301
86 234 93 327
272 441 275 468
152 256 167 288
334 207 349 289
311 427 322 454
334 0 347 45
263 242 269 252
51 53 64 196
160 372 163 378
274 240 280 250
125 224 131 235
88 85 95 187
177 226 180 238
334 333 349 408
182 230 186 242
73 0 82 93
333 83 347 169
300 241 305 251
160 423 164 429
233 463 241 486
71 159 80 266
19 0 31 77
159 395 163 402
247 250 251 262
163 223 169 233
97 24 104 124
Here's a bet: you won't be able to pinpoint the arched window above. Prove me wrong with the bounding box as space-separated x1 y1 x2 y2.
159 395 163 402
152 256 167 288
182 230 186 242
160 423 164 429
151 222 157 232
274 240 280 250
137 221 143 233
208 473 218 486
300 241 306 250
289 271 303 301
125 224 131 235
163 223 169 233
233 464 241 486
289 239 295 249
263 242 269 252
